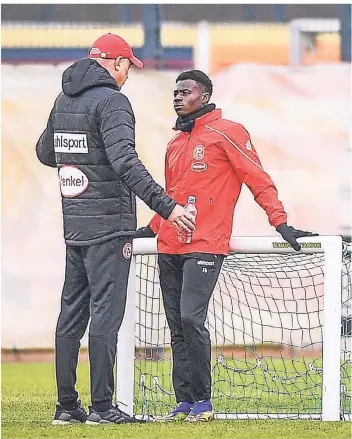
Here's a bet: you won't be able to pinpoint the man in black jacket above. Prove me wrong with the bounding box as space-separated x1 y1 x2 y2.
36 33 195 425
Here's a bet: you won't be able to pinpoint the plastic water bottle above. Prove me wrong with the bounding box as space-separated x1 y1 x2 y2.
177 195 197 244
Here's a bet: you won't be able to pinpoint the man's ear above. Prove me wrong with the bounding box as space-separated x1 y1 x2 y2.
114 56 124 71
202 92 210 104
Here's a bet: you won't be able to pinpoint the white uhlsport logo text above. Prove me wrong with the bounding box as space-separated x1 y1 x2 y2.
54 132 88 154
59 165 89 198
197 260 215 266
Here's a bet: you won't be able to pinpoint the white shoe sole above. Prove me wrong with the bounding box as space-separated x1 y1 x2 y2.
52 420 73 425
185 411 214 422
52 418 85 425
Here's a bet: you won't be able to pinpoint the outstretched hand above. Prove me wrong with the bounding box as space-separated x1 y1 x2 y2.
276 223 319 251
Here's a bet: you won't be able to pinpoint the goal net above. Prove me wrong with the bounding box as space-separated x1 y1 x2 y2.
116 236 351 421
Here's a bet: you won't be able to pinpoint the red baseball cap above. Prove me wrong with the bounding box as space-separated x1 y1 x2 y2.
88 33 144 69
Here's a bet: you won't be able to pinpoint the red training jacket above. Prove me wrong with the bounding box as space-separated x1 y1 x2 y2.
149 109 287 255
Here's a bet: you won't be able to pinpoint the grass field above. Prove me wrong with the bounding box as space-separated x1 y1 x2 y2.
135 356 351 417
135 357 326 416
2 362 351 439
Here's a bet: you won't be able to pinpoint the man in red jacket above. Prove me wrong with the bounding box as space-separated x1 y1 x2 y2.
136 70 317 422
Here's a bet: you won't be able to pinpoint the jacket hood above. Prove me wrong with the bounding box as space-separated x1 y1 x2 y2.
62 58 119 96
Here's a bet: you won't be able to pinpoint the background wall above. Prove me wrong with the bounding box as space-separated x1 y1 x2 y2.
2 62 351 348
1 22 343 68
1 4 351 349
1 4 343 23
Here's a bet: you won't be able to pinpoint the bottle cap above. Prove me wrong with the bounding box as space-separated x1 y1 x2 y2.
188 196 196 203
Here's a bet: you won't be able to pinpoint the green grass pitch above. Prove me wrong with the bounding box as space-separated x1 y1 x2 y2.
2 361 350 439
135 357 326 415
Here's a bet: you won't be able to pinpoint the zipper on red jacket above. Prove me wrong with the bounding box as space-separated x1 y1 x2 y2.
175 132 192 199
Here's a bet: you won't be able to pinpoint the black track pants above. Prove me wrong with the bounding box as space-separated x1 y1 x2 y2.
55 237 132 406
158 253 224 402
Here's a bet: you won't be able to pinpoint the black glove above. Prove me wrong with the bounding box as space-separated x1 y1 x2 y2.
134 225 156 238
276 223 319 251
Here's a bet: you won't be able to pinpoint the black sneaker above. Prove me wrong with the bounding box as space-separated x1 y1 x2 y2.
52 399 88 425
86 404 144 425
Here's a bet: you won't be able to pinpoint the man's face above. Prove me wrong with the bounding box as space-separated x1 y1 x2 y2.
173 79 209 116
113 57 132 88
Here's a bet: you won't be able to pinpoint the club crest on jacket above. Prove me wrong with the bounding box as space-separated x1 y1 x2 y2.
122 242 132 259
193 145 205 160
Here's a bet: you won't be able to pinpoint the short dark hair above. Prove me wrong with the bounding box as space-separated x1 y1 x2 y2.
176 70 213 98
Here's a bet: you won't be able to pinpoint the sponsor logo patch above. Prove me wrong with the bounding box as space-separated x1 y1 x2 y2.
191 161 208 172
122 242 132 259
59 165 89 198
54 132 88 154
193 145 205 160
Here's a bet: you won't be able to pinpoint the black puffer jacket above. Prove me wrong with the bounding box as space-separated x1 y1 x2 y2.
36 58 175 246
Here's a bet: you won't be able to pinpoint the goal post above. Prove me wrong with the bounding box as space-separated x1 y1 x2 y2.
116 235 350 421
321 236 342 421
289 18 340 65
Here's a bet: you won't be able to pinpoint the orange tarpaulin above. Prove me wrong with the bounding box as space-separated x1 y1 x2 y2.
2 63 351 348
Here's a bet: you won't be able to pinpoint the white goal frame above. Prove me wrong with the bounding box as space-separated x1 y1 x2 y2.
289 18 340 65
116 235 343 421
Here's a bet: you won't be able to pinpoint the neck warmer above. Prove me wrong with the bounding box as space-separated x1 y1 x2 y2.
175 103 216 132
